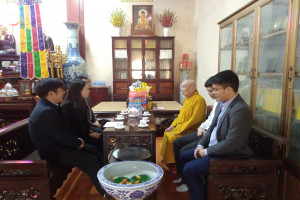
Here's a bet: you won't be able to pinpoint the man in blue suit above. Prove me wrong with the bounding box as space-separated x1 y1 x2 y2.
179 70 254 200
28 78 105 196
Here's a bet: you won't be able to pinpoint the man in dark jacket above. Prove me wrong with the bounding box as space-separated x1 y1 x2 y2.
179 70 254 200
28 78 104 196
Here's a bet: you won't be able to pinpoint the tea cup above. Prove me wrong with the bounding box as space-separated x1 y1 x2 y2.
142 117 149 121
139 120 147 126
144 111 150 115
117 115 124 119
121 110 128 114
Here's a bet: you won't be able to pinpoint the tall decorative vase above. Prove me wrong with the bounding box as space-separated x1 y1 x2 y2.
163 27 170 37
116 27 122 36
63 22 86 89
179 69 192 105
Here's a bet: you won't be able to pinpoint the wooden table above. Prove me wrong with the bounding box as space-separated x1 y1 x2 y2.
103 113 156 164
93 101 182 113
93 101 182 136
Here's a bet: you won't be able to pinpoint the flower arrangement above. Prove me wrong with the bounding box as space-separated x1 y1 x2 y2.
157 8 177 27
110 8 126 27
129 80 152 96
179 53 192 70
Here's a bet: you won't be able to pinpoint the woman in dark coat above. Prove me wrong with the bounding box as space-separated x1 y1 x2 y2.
62 79 103 153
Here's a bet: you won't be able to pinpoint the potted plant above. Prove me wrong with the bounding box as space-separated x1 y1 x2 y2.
157 8 177 36
110 8 126 36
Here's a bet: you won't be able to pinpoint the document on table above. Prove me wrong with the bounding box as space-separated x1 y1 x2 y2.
104 122 123 128
153 107 165 110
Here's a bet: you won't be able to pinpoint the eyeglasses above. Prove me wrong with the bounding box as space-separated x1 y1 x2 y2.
212 87 226 92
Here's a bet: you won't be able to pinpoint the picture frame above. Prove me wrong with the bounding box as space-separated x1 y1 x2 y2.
18 80 32 97
131 5 155 36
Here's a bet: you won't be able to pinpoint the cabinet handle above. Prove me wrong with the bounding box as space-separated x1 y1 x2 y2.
288 66 293 82
248 69 253 78
252 68 256 79
248 68 256 79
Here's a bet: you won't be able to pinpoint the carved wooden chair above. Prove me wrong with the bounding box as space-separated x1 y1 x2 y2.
207 127 287 200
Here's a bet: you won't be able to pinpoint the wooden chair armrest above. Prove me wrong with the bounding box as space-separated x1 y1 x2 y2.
209 157 282 176
0 160 48 179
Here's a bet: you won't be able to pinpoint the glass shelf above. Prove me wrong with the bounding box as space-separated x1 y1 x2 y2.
258 73 284 76
131 40 142 48
220 23 233 71
236 40 253 47
160 71 172 79
114 71 128 79
261 30 287 40
114 40 127 48
145 40 156 48
131 71 142 79
145 71 156 79
160 40 172 48
159 60 172 70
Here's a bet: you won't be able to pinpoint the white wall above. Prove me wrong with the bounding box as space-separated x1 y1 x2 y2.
0 0 67 55
1 0 252 104
84 0 197 101
0 0 67 68
39 0 68 53
195 0 251 105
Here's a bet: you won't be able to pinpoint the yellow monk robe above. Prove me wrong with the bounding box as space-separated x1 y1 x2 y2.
160 91 206 163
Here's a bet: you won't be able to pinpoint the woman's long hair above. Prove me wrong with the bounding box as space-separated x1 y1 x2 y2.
63 79 88 120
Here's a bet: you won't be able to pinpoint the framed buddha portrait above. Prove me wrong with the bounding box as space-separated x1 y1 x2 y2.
131 5 155 36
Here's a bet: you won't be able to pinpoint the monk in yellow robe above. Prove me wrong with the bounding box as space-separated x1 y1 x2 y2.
160 80 206 165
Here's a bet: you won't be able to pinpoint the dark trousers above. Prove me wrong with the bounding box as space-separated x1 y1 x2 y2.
173 132 199 174
84 135 103 155
57 144 105 195
180 148 211 200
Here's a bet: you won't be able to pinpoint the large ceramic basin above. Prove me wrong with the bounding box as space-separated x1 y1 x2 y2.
98 161 163 200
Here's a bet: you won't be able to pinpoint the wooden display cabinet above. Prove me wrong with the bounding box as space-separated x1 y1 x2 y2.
18 80 32 97
218 0 300 199
89 86 110 107
112 36 174 101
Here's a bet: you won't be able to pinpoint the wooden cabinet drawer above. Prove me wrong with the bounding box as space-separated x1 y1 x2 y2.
147 83 156 94
159 89 173 94
115 82 128 88
115 89 128 94
159 82 172 88
89 87 110 107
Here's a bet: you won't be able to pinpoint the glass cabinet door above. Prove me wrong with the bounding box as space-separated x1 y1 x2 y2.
288 8 300 163
145 39 156 79
159 39 173 79
114 39 128 79
254 0 289 135
131 39 143 79
220 24 233 71
235 12 254 106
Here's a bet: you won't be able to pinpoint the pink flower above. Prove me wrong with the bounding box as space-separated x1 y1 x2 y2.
157 9 177 28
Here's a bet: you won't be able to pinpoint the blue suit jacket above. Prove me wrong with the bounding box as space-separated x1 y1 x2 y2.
28 98 81 160
199 94 254 157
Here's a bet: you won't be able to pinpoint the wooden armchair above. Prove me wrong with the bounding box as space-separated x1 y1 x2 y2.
0 119 72 200
207 127 288 200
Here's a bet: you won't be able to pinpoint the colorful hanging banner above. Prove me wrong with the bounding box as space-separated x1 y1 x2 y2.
18 0 49 79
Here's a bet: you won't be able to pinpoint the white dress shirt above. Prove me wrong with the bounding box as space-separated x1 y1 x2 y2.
200 101 218 130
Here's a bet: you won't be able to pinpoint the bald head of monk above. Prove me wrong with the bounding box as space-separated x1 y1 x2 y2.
181 80 196 98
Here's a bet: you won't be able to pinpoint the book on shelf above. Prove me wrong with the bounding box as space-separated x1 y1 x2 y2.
270 89 282 114
261 88 282 114
296 104 300 120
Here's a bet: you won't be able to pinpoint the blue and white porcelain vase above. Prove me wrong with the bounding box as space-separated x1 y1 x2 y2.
63 22 86 89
